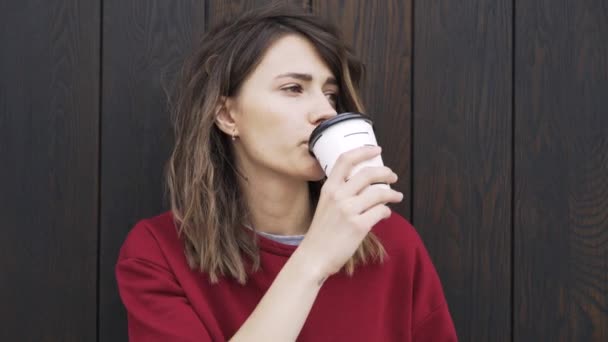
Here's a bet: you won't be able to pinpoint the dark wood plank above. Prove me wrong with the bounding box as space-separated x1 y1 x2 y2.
208 0 309 28
0 1 99 341
514 0 608 340
413 0 512 340
312 0 412 219
99 1 205 341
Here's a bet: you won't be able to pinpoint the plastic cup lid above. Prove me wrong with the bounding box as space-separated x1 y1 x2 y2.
308 112 373 154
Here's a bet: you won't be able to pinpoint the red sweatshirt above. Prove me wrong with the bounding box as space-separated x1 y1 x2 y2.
116 211 457 341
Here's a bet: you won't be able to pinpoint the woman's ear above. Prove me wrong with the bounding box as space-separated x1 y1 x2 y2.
214 97 238 137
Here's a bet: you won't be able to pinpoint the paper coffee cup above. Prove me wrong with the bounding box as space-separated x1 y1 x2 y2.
308 112 389 189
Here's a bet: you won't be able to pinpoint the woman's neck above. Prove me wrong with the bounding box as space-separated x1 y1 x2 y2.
238 169 313 236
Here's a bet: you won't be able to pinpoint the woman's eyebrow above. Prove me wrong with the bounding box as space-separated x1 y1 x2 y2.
275 72 338 86
275 72 313 81
325 77 338 86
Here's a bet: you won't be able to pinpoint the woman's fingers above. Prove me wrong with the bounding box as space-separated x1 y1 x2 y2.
353 186 403 214
358 204 393 229
341 166 397 196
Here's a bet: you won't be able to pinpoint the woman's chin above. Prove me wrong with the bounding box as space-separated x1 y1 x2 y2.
299 155 326 181
307 165 326 181
309 173 326 182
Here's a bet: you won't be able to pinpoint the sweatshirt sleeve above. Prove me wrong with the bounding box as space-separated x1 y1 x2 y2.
115 222 213 342
410 231 458 341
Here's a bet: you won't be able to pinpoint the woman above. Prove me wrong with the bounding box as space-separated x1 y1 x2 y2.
116 4 457 341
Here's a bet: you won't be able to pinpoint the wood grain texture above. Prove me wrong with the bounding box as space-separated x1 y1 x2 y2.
0 0 99 341
312 0 412 219
413 0 512 340
208 0 309 28
514 0 608 340
99 1 205 341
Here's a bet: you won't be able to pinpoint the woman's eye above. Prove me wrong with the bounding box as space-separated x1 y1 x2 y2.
325 93 338 104
282 85 303 93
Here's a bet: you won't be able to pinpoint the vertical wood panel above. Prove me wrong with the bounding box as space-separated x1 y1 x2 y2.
413 0 512 340
0 1 99 341
99 1 205 341
208 0 308 28
312 0 413 219
514 0 608 340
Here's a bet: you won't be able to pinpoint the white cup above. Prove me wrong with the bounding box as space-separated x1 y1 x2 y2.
309 112 389 189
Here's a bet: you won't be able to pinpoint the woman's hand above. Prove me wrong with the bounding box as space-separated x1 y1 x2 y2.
299 145 404 279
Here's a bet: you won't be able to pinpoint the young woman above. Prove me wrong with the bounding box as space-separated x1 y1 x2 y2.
116 5 457 341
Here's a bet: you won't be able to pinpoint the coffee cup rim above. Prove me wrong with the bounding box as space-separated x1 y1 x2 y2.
308 112 373 153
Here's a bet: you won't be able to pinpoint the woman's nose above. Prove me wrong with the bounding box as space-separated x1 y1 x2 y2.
310 94 337 125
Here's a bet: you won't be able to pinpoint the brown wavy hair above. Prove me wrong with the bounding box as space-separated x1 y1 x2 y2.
165 4 386 285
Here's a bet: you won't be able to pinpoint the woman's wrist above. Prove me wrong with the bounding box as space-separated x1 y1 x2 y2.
290 244 328 287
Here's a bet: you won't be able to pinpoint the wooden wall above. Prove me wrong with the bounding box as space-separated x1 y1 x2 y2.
1 1 100 340
1 0 606 341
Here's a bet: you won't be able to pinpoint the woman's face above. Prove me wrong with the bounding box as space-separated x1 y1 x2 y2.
225 34 339 181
